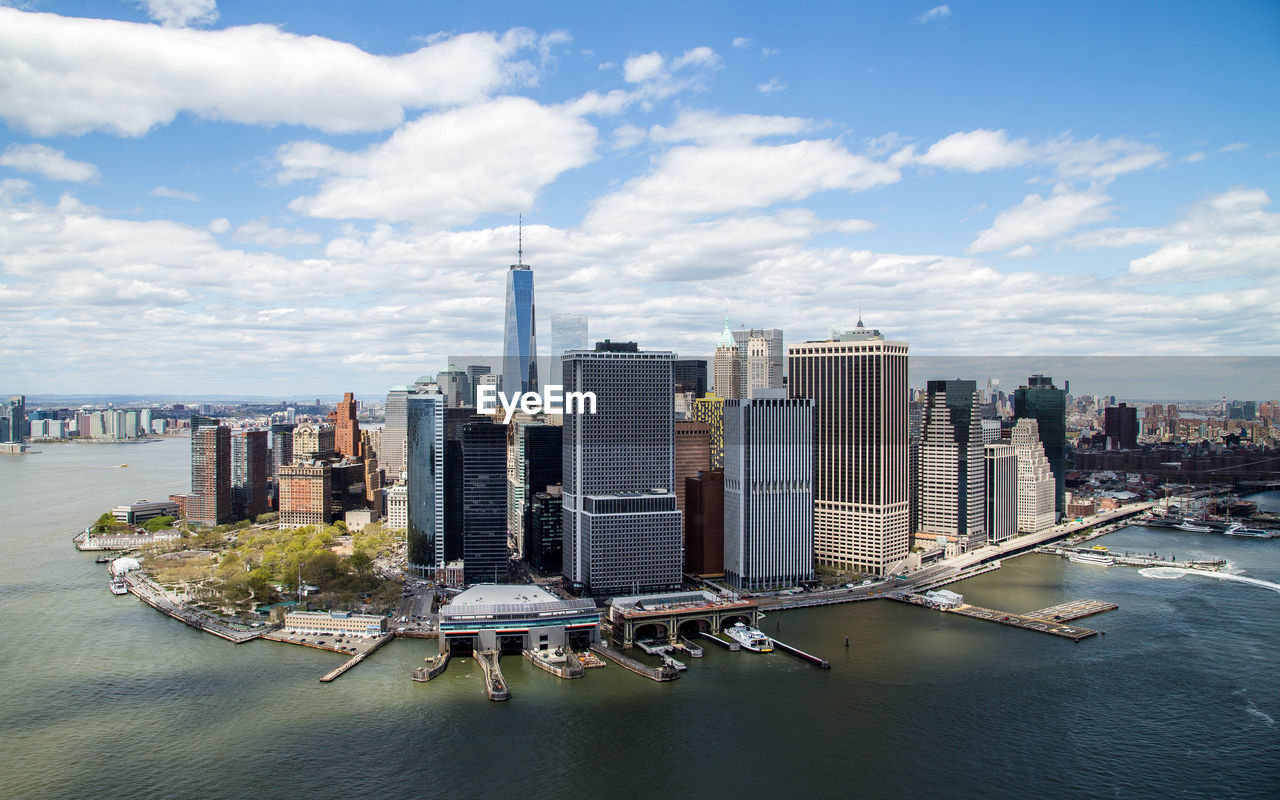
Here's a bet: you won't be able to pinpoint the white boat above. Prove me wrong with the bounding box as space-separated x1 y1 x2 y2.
1175 520 1212 533
725 622 773 652
109 577 129 595
1223 524 1277 539
1068 549 1115 566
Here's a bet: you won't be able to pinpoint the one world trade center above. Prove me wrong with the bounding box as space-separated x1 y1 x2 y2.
502 253 537 397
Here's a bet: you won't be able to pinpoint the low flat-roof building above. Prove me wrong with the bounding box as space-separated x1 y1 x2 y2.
111 499 179 524
438 584 599 655
607 590 759 648
283 610 387 636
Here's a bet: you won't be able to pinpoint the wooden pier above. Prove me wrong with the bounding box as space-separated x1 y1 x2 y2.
945 604 1101 640
319 632 393 682
1024 599 1118 623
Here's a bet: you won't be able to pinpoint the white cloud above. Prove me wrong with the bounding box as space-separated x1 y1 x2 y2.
623 52 666 83
1005 244 1038 258
0 144 99 182
151 185 200 201
757 78 787 94
0 9 549 135
969 185 1113 253
141 0 218 28
761 47 780 58
233 218 321 248
1182 151 1207 163
1220 142 1249 152
915 5 952 23
732 37 751 48
649 109 813 145
208 218 230 233
612 124 647 150
279 97 598 224
915 128 1167 179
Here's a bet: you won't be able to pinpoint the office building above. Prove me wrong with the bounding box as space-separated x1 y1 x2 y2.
788 321 909 576
673 359 708 397
293 422 335 462
278 462 332 528
723 392 814 591
385 483 408 530
684 469 725 576
461 415 509 584
1013 418 1056 533
917 380 985 552
503 262 538 397
270 422 295 483
693 394 726 470
674 421 711 524
333 392 361 459
713 317 743 399
188 424 231 526
437 366 469 408
1104 402 1139 449
526 487 563 572
507 420 562 561
383 377 435 481
733 328 785 397
4 395 26 444
231 429 269 521
1014 375 1067 516
406 393 445 577
550 313 588 385
465 365 491 407
562 343 682 596
985 443 1016 544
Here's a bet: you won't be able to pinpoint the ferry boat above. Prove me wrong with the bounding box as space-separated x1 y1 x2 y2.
1068 548 1115 566
108 577 129 595
1175 520 1213 533
1223 523 1278 539
725 622 774 652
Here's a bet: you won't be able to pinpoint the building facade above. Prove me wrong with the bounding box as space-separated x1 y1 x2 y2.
503 264 538 397
1014 375 1067 516
333 392 361 459
684 469 725 576
733 328 784 397
917 380 985 552
713 317 743 400
278 462 333 528
231 429 269 521
1012 418 1056 533
406 393 445 577
550 313 588 386
188 424 231 525
692 394 726 470
984 443 1017 544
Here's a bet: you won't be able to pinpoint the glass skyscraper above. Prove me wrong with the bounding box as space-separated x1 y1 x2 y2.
550 313 588 385
406 393 444 577
1014 375 1067 517
503 265 537 396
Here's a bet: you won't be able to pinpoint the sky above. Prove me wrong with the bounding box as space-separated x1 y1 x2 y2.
1 0 1278 396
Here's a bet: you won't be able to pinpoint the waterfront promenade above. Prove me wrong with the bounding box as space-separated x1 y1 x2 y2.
125 572 274 643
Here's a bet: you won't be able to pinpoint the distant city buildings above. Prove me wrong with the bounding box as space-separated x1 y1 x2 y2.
1104 402 1138 450
333 391 361 459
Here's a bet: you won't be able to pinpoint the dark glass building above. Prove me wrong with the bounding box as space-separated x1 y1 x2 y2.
673 359 708 397
526 488 563 572
406 394 444 577
461 415 509 584
231 429 269 521
1014 375 1067 515
1103 403 1139 449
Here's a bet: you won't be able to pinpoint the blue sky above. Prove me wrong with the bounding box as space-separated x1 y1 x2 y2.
1 1 1277 395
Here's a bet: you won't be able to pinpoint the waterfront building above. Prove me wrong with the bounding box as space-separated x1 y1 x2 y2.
732 328 785 397
293 422 335 462
188 424 231 526
111 499 179 524
673 359 708 398
438 584 599 655
713 317 743 399
1012 418 1056 533
278 462 332 528
406 393 445 578
550 313 588 386
985 443 1016 544
503 261 538 397
562 342 682 596
908 401 922 536
692 394 726 470
526 486 563 572
684 469 725 576
231 429 269 521
1014 375 1067 516
917 380 985 552
140 409 152 436
385 483 407 530
283 610 386 636
788 321 909 576
333 392 361 459
723 391 814 591
674 420 711 525
1104 402 1139 450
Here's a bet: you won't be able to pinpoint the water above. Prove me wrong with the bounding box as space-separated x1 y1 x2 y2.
2 441 1278 799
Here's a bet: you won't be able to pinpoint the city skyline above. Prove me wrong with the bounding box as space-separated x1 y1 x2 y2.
0 2 1277 395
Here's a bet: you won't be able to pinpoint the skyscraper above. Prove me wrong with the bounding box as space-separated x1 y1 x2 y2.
733 328 784 397
1104 402 1138 449
1014 375 1067 516
406 393 445 578
231 429 269 521
693 394 726 470
1013 418 1056 533
188 424 230 526
270 422 295 484
788 322 909 577
672 359 708 397
917 380 985 552
333 392 361 459
713 317 743 399
723 392 814 591
503 261 538 397
550 313 588 385
461 415 508 584
5 395 25 444
985 443 1016 544
383 377 434 481
562 342 682 595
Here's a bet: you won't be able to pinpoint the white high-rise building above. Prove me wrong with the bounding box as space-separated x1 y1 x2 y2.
1013 418 1055 533
733 327 784 397
787 321 909 576
383 377 435 481
562 342 682 595
985 443 1017 544
713 317 743 399
723 391 814 591
917 380 985 552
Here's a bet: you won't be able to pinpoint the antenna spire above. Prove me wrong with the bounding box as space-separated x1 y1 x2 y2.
518 214 524 267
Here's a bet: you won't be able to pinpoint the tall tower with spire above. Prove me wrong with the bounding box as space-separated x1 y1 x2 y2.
713 316 743 399
502 216 537 397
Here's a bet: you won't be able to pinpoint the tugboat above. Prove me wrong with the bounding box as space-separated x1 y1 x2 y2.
725 622 774 652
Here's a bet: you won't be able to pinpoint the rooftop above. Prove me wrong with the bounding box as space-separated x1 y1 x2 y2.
451 583 558 607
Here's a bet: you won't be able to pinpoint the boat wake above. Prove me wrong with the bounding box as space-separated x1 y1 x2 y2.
1139 567 1280 596
1245 703 1275 727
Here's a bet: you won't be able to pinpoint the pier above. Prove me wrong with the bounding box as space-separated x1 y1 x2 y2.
319 632 393 682
412 650 451 682
1037 546 1225 571
699 631 740 651
523 649 585 679
590 642 680 681
770 638 830 668
943 604 1101 640
677 636 704 657
475 650 510 701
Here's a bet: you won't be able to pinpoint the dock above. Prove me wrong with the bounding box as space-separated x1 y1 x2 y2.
945 604 1101 640
523 649 585 679
475 650 510 701
412 650 451 682
770 638 830 668
319 632 394 682
1024 599 1118 623
1038 546 1225 571
590 643 680 681
677 636 704 657
699 631 740 651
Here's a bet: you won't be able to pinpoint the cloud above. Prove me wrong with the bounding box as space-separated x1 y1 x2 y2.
0 9 550 136
1182 151 1207 163
279 97 598 224
623 51 666 83
757 78 787 94
914 128 1167 179
141 0 218 28
1219 142 1249 152
915 5 952 23
732 37 751 48
233 218 321 248
761 47 780 58
151 185 200 201
0 144 99 182
208 218 230 233
649 109 813 145
1005 244 1037 258
969 185 1113 253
